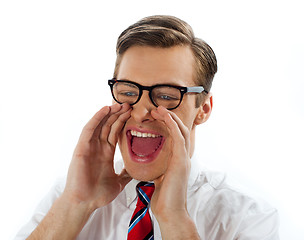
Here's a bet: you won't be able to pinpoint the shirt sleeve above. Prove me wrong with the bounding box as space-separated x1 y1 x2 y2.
13 179 65 240
236 199 280 240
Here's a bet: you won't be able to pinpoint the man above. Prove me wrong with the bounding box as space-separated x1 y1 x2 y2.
15 15 279 239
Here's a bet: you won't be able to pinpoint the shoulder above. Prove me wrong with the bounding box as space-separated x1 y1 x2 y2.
193 170 277 215
189 170 279 239
14 178 66 240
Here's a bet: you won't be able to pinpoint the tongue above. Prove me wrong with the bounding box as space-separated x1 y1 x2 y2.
131 136 162 156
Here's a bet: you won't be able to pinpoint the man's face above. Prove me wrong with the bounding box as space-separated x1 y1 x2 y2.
116 45 209 181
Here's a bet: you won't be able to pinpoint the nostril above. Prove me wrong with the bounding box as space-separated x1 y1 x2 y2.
142 118 152 123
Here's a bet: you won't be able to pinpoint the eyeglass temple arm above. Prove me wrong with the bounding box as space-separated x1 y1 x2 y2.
186 86 209 94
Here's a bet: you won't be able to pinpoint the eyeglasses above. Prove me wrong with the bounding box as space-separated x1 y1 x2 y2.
108 78 208 110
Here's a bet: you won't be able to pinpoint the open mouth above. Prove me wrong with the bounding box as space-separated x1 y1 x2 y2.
126 129 165 163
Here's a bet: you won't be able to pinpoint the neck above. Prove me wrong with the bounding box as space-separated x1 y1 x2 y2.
189 128 196 158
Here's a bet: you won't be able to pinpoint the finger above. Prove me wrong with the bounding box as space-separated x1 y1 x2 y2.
152 106 191 157
151 106 185 142
107 107 132 146
100 103 131 144
158 106 189 140
153 174 164 189
166 110 191 152
79 106 110 143
92 103 123 140
152 110 186 157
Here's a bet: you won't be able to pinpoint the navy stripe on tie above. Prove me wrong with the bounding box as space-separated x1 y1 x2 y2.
137 187 151 206
128 207 148 233
143 229 154 240
129 206 146 227
138 182 154 188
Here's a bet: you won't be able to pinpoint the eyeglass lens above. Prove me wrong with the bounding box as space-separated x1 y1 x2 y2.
112 82 182 109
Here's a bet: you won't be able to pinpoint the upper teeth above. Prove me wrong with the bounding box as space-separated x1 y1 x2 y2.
130 130 160 138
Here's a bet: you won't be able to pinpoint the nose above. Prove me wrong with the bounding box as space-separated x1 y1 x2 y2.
131 91 156 123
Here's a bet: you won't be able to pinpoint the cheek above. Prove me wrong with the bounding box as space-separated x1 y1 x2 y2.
174 109 196 130
176 96 199 124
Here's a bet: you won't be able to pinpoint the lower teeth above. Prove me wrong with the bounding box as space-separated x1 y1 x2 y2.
134 146 158 157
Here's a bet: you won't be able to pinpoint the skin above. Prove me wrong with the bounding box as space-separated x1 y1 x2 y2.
117 46 212 239
117 45 212 182
26 45 212 240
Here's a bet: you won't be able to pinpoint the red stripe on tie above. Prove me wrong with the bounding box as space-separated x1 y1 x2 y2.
127 182 155 240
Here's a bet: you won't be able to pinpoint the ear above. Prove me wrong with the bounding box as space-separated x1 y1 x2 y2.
194 93 213 125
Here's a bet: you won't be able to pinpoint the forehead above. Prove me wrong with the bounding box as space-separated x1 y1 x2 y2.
116 45 196 86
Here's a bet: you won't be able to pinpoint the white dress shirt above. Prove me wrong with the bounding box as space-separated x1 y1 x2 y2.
14 153 279 239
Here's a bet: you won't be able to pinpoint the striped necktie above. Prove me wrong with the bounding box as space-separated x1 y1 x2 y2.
127 182 155 240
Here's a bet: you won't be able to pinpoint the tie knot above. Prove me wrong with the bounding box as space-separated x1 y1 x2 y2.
136 182 155 207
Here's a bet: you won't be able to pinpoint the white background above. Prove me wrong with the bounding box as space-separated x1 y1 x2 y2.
0 0 303 239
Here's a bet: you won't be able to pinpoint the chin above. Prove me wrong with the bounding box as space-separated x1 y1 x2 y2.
121 152 167 180
126 165 164 182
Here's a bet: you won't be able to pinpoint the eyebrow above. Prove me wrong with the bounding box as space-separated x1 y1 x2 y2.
118 78 183 88
120 82 139 89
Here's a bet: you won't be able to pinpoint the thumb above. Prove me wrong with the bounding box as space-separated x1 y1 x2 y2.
153 174 164 189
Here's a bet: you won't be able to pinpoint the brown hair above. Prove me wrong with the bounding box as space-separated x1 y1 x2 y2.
113 15 217 107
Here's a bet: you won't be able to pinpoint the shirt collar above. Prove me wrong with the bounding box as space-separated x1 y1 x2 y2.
115 152 203 208
188 151 202 188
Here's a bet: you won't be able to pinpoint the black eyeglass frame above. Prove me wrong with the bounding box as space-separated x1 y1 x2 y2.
108 78 208 110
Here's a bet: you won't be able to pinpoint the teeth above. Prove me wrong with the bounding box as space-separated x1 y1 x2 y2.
130 130 160 138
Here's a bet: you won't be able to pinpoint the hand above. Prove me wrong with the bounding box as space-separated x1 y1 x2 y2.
150 106 191 221
26 104 133 240
63 103 132 211
150 106 200 239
